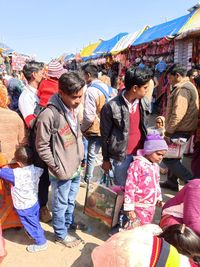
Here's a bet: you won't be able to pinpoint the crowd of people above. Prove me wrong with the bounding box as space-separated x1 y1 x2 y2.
0 57 200 266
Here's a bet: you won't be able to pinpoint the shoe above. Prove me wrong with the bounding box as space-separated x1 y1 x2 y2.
70 222 88 231
26 242 48 253
55 234 82 248
177 178 187 186
80 179 87 188
40 206 52 223
160 181 178 192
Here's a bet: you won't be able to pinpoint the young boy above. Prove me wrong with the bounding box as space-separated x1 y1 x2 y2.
35 72 85 248
0 145 47 253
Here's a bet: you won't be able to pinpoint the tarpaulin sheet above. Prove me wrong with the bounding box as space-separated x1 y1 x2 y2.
64 53 75 61
111 26 148 54
93 32 128 57
133 12 193 46
178 8 200 34
80 41 101 58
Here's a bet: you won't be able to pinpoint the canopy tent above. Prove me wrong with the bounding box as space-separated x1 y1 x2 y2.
80 41 101 59
91 32 128 59
178 7 200 36
64 53 75 61
110 26 149 55
133 12 194 46
0 42 14 55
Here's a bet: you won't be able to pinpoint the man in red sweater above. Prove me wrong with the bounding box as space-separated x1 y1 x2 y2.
101 67 152 186
37 60 67 108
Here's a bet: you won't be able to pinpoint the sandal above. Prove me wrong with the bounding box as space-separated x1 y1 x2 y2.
26 242 48 253
55 234 81 248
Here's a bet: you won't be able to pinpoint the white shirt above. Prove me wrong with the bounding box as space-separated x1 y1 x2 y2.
18 84 39 120
122 91 139 113
61 99 79 135
11 165 43 210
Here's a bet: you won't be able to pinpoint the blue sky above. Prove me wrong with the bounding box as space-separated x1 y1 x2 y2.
0 0 197 63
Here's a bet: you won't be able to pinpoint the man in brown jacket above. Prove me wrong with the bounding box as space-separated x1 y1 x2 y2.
161 64 199 191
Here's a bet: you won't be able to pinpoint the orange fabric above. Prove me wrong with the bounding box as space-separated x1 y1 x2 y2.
0 225 6 264
0 154 7 167
0 179 22 230
0 85 9 108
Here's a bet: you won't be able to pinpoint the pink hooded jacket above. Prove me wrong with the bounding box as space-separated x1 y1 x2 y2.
124 156 162 224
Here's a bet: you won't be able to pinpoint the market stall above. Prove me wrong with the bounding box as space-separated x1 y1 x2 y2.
176 6 200 67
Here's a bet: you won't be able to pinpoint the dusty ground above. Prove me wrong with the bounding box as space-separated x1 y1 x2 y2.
2 112 192 267
2 161 185 267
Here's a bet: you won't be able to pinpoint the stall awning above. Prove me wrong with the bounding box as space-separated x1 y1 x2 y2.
0 42 14 55
133 12 193 46
178 8 200 35
92 32 128 58
80 41 101 58
64 53 75 61
111 26 149 54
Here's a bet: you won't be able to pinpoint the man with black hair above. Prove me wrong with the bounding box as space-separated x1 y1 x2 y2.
161 64 199 191
100 66 152 186
81 63 116 183
18 60 45 128
18 60 54 223
35 72 85 247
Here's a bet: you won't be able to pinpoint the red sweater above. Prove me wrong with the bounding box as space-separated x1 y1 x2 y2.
127 105 141 155
38 78 58 107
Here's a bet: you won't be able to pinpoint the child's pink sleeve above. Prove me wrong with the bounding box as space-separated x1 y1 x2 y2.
124 161 139 211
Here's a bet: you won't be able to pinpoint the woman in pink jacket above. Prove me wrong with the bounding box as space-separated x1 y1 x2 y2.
160 179 200 236
124 132 168 226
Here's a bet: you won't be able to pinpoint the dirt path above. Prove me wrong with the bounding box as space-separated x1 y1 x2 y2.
3 155 192 267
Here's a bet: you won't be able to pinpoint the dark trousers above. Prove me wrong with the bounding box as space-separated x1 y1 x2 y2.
191 141 200 178
163 133 193 186
163 158 193 186
38 166 50 208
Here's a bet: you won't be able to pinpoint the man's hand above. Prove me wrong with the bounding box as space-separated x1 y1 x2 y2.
101 160 112 173
156 200 163 208
125 210 136 220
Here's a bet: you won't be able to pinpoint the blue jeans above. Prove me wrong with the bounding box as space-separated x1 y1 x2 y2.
85 136 102 182
163 133 193 186
112 155 133 186
51 175 80 240
82 136 88 164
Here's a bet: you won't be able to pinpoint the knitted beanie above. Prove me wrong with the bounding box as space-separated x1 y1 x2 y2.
47 61 67 79
137 131 168 156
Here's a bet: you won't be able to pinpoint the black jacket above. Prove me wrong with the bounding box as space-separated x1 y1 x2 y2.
100 91 149 162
